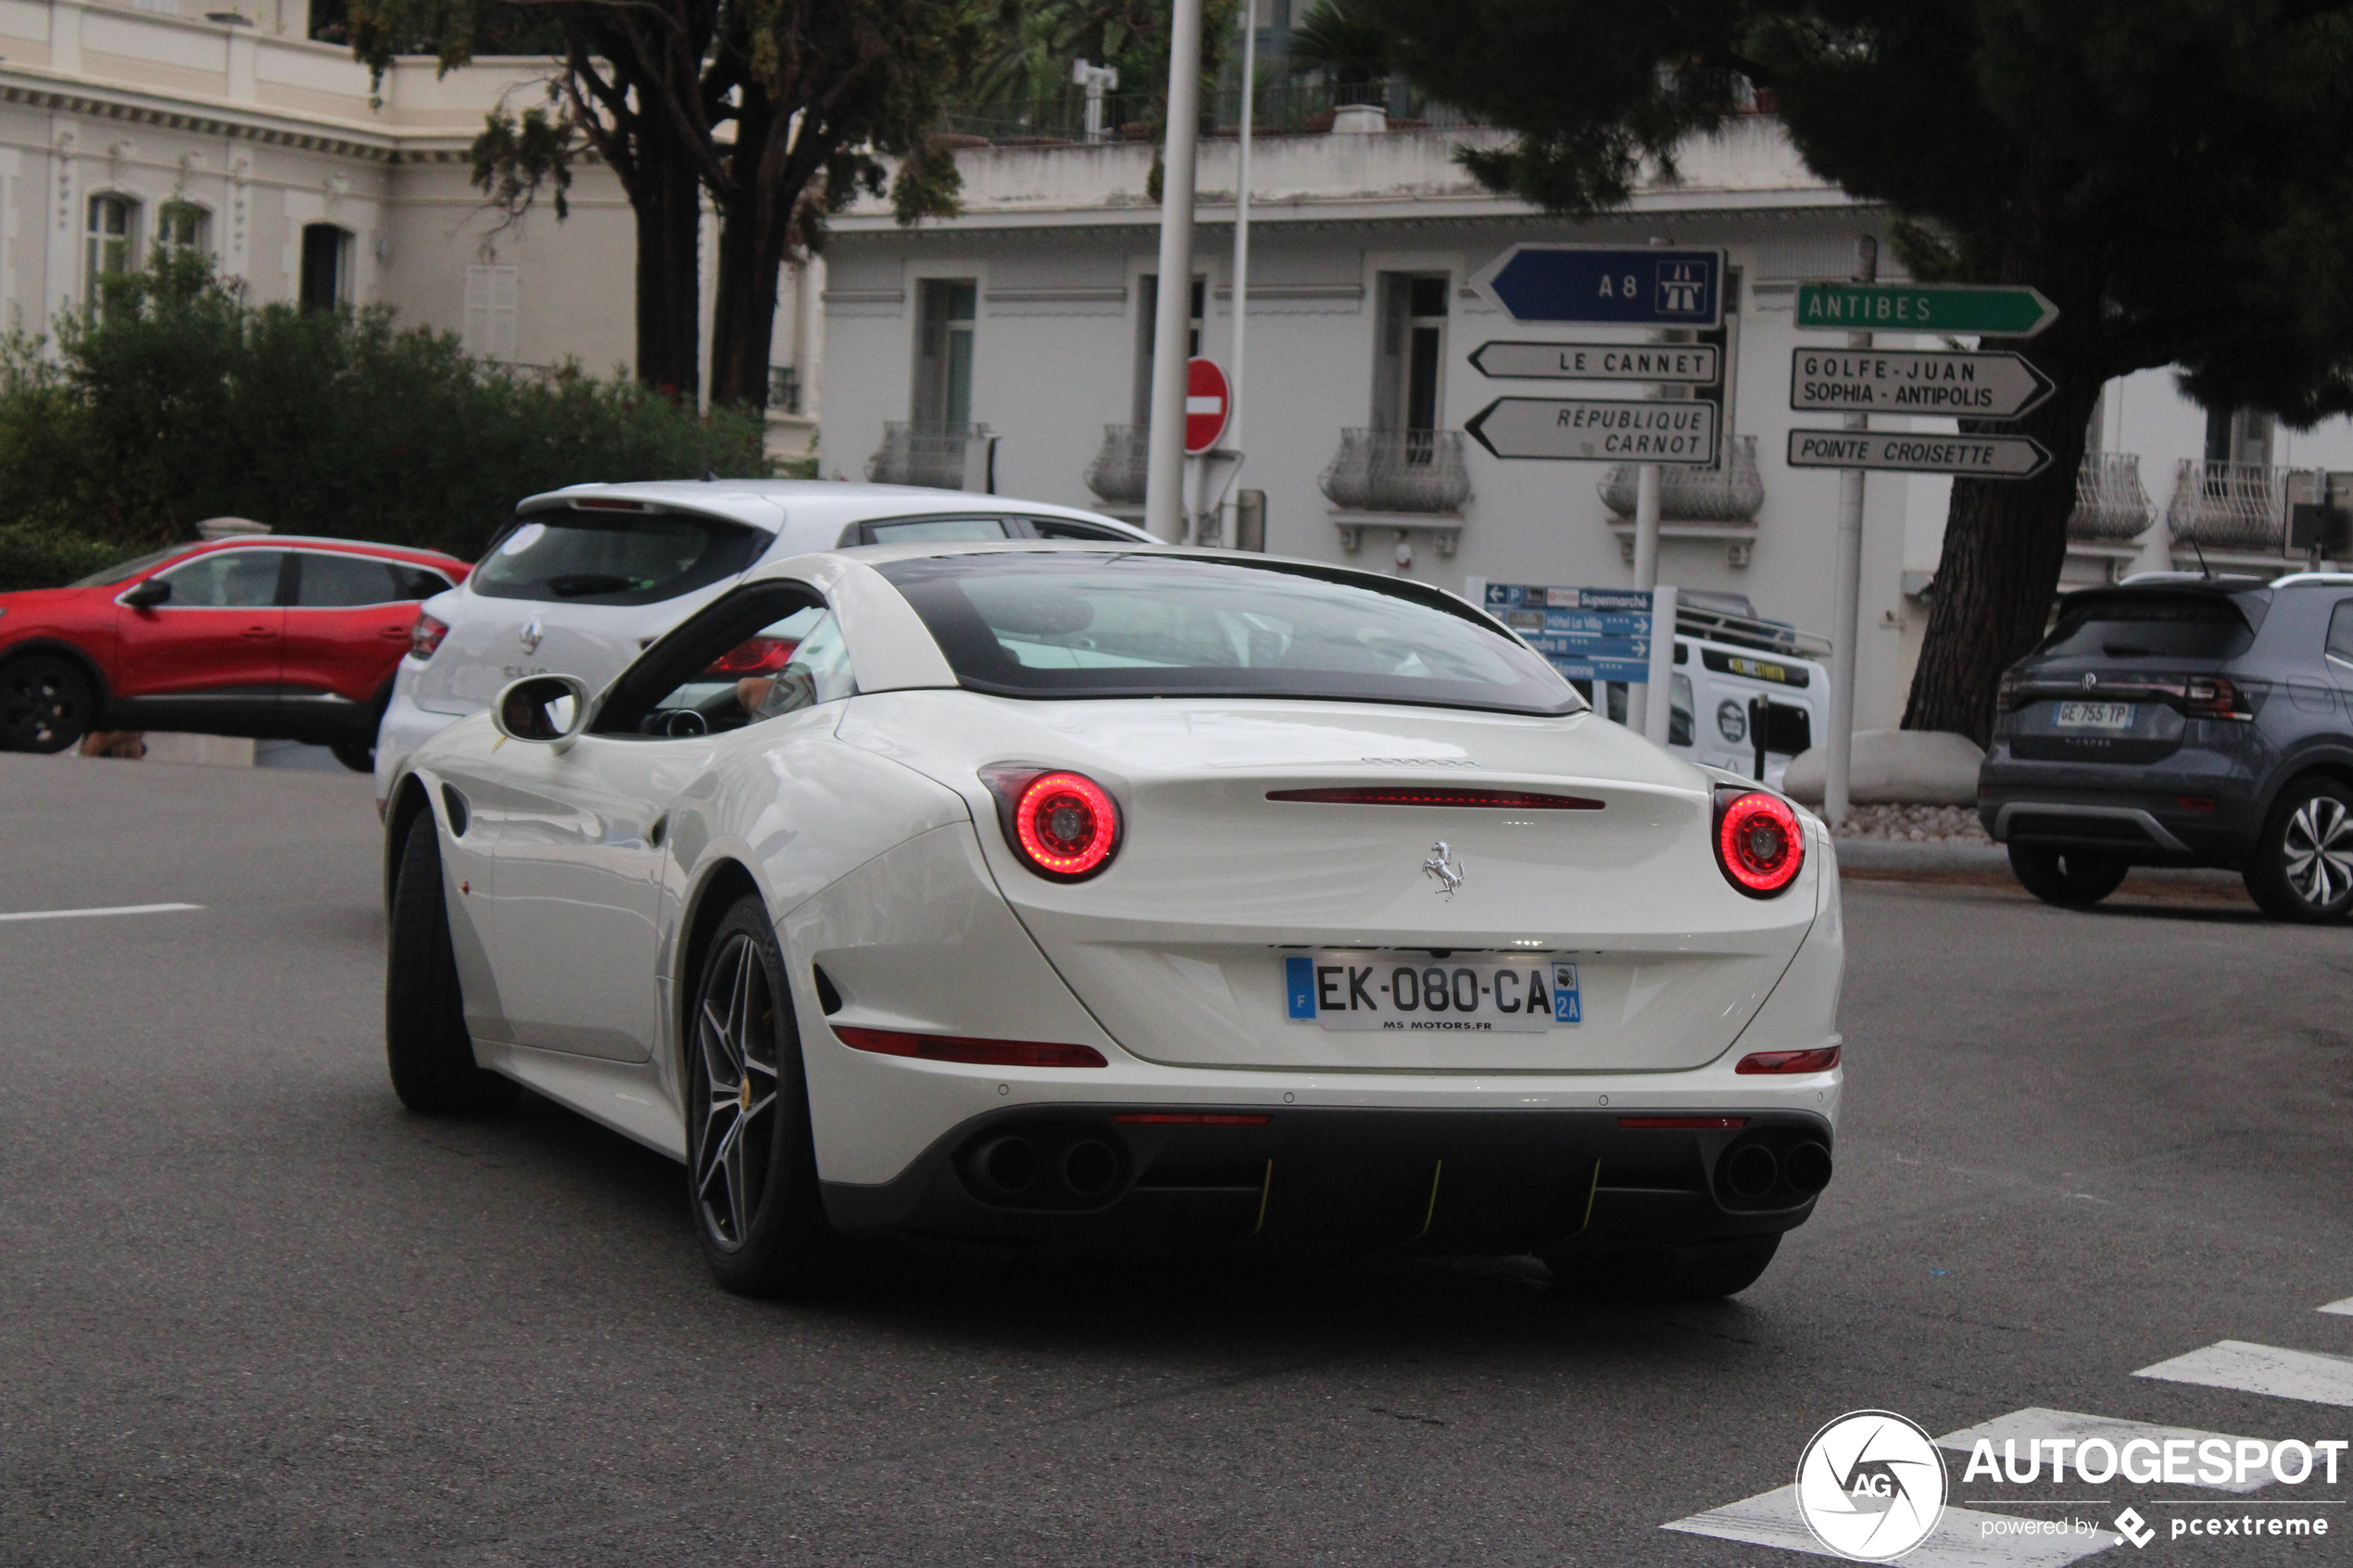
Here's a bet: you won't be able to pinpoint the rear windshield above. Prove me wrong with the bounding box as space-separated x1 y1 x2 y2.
876 552 1584 715
472 509 764 605
2037 595 2259 661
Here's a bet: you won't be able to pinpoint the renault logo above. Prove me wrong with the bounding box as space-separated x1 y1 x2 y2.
519 617 544 655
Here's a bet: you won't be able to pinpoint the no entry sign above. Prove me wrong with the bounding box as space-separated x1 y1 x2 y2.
1185 358 1230 454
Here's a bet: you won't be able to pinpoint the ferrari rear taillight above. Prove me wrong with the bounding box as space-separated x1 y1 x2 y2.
409 611 449 660
832 1026 1107 1069
1714 786 1805 897
979 764 1123 882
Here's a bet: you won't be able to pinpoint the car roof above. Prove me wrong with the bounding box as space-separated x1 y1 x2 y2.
514 479 1140 535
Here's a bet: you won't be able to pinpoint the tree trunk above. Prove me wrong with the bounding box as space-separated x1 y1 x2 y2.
1900 237 2110 746
707 94 793 413
629 127 703 397
708 206 785 411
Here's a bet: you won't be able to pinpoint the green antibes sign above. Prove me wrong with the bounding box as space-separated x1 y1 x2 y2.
1795 282 2058 338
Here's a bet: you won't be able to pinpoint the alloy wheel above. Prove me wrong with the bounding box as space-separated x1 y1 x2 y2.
2283 795 2353 908
0 658 90 752
694 933 779 1249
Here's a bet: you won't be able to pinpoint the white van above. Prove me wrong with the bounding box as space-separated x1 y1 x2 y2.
1479 584 1829 791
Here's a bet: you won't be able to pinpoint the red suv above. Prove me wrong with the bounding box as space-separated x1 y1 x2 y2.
0 536 469 770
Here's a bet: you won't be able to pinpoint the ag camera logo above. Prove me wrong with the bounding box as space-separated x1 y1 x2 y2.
1795 1410 1948 1561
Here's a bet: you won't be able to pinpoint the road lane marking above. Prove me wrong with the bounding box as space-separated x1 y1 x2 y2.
0 902 204 923
1662 1485 2121 1564
2135 1341 2353 1409
1937 1408 2282 1492
2322 1298 2353 1317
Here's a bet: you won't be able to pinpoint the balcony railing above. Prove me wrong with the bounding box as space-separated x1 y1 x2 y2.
1318 429 1471 514
1084 424 1149 507
1598 435 1764 522
2066 452 2153 542
866 421 982 490
2166 459 2290 553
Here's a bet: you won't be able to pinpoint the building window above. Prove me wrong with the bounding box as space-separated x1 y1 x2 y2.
913 278 977 427
462 264 518 360
157 201 209 256
85 194 138 303
2205 405 2274 470
1374 272 1449 445
299 223 353 311
1132 274 1205 423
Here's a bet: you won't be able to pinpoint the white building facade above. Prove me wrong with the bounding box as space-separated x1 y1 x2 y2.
816 116 2353 734
0 0 822 441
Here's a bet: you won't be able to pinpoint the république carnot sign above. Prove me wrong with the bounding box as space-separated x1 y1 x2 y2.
1465 397 1718 464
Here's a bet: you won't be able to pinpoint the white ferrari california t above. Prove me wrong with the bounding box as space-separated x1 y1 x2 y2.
382 543 1843 1299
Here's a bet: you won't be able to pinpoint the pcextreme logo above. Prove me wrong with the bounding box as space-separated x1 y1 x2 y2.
1794 1410 1948 1562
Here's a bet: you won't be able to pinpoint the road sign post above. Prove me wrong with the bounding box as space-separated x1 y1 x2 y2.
1474 583 1661 684
1464 398 1718 464
1788 348 2054 418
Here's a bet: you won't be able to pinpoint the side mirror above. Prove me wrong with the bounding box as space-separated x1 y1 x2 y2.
492 673 592 752
121 578 170 608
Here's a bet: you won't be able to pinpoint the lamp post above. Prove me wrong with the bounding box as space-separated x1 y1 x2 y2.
1141 0 1205 542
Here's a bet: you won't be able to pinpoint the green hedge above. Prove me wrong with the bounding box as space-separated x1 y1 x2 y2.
0 252 774 587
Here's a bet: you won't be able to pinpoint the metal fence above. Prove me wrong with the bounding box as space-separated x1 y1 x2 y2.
1318 429 1472 514
1597 436 1765 522
865 422 979 490
2066 452 2153 542
1083 425 1150 507
2165 459 2289 553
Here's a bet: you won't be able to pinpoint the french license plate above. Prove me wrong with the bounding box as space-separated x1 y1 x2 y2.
1285 953 1579 1033
2055 700 2134 730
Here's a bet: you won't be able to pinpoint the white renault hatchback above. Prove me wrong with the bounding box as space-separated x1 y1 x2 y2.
381 542 1843 1302
372 480 1149 807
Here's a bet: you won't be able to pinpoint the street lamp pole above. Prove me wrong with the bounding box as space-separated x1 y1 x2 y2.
1142 0 1205 542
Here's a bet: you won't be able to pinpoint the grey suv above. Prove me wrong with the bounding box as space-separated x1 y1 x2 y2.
1978 572 2353 921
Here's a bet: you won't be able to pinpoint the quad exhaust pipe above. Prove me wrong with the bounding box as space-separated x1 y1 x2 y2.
1718 1138 1834 1203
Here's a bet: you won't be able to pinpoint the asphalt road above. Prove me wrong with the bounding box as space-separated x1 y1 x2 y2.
2 752 2348 1567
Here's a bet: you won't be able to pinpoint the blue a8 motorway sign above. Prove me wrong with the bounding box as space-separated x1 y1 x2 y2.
1469 245 1725 329
1480 583 1656 684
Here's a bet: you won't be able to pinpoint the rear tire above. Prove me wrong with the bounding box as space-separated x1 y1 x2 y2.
2007 843 2129 908
686 895 848 1297
330 738 375 773
1547 1235 1781 1302
0 653 94 753
2244 777 2353 922
385 812 516 1113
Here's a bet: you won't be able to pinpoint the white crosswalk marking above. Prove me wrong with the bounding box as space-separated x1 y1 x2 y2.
2321 1298 2353 1318
2134 1341 2353 1409
1935 1408 2282 1492
1662 1486 2122 1565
